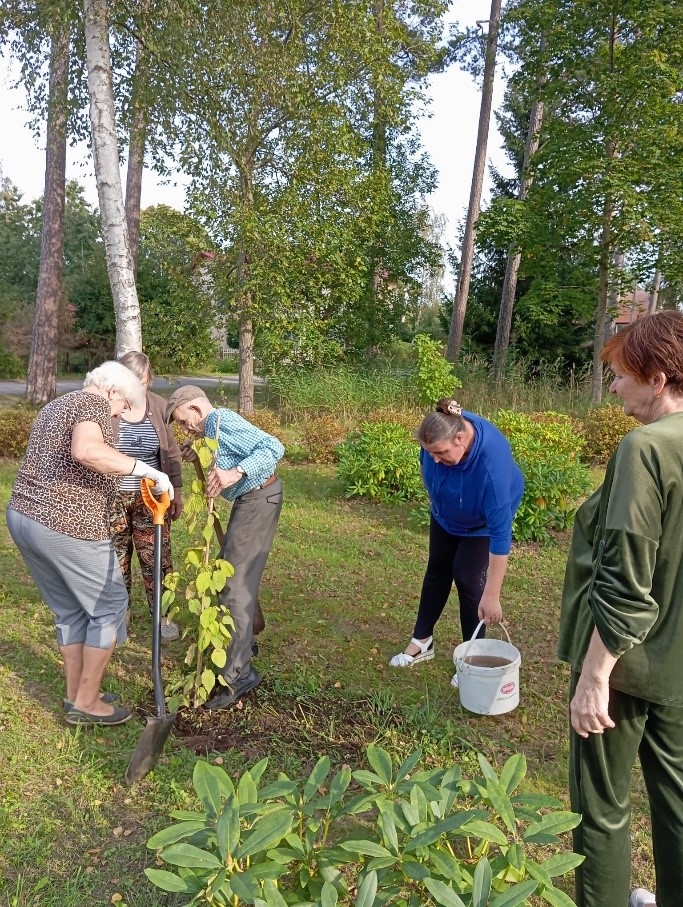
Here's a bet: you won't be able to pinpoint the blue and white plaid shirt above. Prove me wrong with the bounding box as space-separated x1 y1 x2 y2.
204 408 284 501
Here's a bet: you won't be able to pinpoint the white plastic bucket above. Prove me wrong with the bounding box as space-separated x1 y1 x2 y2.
453 620 521 715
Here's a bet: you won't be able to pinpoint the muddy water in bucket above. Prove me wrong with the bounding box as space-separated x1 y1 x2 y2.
453 621 521 715
463 655 512 669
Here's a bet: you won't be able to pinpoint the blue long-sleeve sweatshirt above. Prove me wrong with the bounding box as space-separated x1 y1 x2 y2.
419 411 524 555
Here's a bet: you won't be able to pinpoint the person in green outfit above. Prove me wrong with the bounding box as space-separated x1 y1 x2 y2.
558 310 683 907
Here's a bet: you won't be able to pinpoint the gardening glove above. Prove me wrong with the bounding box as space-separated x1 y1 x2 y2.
131 460 175 500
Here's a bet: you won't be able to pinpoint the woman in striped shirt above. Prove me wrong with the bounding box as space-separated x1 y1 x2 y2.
110 352 184 640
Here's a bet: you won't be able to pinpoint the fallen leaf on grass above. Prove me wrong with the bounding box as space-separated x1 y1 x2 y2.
214 756 224 765
112 826 124 837
111 894 123 904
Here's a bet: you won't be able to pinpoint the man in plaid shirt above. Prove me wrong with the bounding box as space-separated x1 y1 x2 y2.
166 385 284 709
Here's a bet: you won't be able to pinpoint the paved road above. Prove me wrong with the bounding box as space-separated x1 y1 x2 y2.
0 374 266 396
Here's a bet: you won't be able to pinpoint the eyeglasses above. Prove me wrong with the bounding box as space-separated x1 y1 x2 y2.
122 399 131 412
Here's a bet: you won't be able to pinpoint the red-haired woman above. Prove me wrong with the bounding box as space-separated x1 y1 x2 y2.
559 310 683 907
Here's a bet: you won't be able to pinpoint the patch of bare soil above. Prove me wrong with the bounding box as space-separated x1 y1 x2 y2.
136 685 382 766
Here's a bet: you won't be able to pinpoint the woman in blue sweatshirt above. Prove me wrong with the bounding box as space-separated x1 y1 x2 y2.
390 398 524 676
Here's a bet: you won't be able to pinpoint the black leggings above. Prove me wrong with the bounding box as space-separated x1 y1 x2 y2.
413 516 489 643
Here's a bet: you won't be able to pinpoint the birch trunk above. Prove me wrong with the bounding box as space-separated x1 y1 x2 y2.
83 0 141 355
446 0 502 362
26 27 69 405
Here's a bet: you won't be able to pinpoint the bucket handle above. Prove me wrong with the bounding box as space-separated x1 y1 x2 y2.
458 620 514 667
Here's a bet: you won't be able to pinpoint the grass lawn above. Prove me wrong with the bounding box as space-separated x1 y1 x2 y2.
0 460 654 906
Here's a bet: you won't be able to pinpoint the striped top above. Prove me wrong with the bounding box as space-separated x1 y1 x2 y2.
117 416 161 491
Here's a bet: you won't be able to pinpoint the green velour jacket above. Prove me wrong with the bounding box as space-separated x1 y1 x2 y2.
558 411 683 707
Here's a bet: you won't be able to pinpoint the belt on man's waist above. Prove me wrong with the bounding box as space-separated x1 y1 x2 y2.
246 474 277 493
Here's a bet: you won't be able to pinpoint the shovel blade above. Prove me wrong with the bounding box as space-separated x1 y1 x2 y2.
125 713 177 784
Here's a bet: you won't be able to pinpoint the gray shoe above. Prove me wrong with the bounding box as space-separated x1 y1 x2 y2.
66 705 132 726
629 890 656 907
63 691 119 713
161 620 180 641
204 669 262 711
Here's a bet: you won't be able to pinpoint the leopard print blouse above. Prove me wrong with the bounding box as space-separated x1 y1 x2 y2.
9 391 118 540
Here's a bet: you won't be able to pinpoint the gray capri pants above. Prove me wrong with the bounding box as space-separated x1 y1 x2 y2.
6 508 128 649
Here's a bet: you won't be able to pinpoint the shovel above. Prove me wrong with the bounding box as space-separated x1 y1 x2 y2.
125 479 176 784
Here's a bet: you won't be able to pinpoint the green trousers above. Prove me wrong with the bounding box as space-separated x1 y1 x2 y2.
569 675 683 907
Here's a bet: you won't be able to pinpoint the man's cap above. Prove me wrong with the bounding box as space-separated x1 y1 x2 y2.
164 384 208 423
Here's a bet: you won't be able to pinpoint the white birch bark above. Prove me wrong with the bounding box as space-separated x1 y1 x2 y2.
83 0 141 355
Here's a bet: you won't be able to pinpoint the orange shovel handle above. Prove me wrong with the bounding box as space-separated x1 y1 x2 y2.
140 478 171 525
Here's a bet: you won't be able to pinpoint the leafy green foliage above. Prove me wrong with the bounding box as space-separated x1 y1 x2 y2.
146 745 582 905
162 437 234 709
580 406 640 464
413 333 462 407
493 411 591 544
137 206 218 372
0 346 25 379
0 405 38 457
337 420 424 504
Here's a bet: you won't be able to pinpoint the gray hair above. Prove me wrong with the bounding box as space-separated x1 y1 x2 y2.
84 361 146 408
416 398 466 445
119 350 154 385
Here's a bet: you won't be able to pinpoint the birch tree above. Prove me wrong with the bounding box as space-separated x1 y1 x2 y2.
83 0 140 355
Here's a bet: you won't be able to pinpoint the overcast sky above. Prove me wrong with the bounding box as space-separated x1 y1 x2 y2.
0 0 511 285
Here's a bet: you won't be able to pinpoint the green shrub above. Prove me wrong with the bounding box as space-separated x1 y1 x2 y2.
0 346 24 379
337 421 425 503
413 333 461 407
0 406 38 459
581 405 639 464
493 410 591 544
146 744 582 906
302 415 346 464
214 355 238 375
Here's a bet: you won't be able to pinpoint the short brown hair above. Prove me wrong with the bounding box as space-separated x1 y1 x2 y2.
601 310 683 395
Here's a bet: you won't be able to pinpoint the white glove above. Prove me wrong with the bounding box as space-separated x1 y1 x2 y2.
131 460 175 500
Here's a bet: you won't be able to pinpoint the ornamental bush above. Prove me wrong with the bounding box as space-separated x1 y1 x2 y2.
146 744 582 906
337 421 425 504
0 405 38 459
493 411 591 544
581 405 639 464
302 415 346 464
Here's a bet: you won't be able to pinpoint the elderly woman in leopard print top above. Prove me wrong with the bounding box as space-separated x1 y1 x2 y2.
6 361 174 727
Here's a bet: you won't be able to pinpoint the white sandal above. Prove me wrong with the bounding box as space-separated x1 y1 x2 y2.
389 636 434 667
